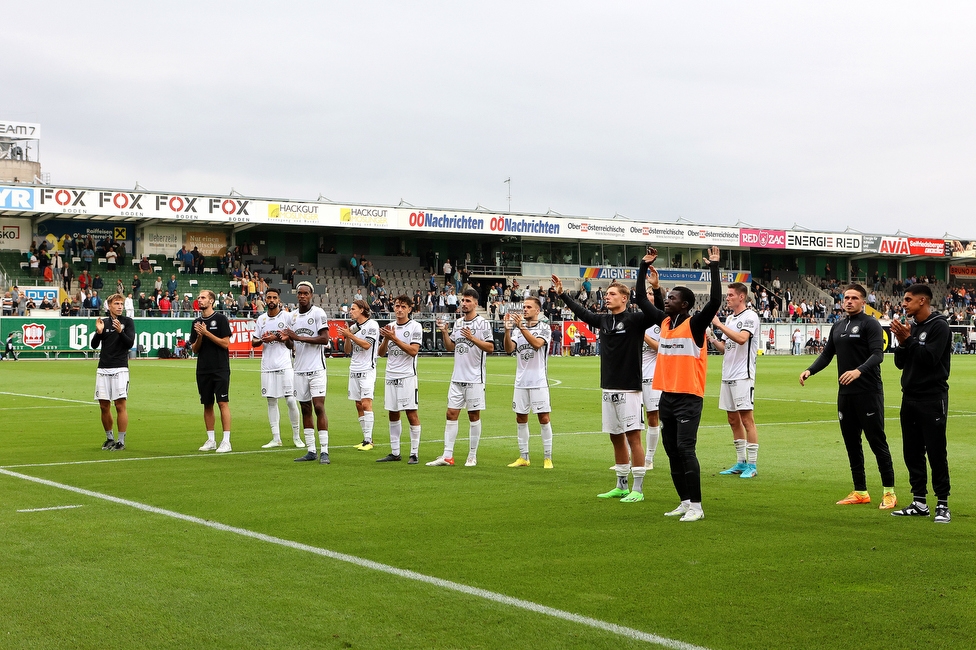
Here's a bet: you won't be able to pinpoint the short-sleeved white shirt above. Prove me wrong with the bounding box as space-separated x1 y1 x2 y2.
291 306 329 372
720 309 760 380
385 320 423 380
254 310 293 371
451 315 493 384
642 324 661 381
348 318 380 373
512 320 551 389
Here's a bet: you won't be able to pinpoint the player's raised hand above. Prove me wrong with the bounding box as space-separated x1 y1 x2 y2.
707 246 721 263
193 321 206 335
111 318 123 332
642 247 658 265
461 327 476 341
647 266 660 289
550 275 563 295
95 317 105 334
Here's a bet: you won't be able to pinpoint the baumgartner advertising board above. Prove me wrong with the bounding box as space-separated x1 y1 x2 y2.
786 231 862 253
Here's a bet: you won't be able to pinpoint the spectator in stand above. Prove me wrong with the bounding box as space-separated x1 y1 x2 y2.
89 291 103 316
132 274 142 294
93 274 104 292
159 294 172 317
105 247 118 270
124 292 135 318
182 247 195 274
116 279 125 297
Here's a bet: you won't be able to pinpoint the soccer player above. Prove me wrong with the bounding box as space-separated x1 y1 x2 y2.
281 281 331 464
708 282 761 479
641 285 663 470
503 296 554 469
800 284 896 509
427 289 495 467
252 287 304 449
92 293 135 451
651 247 723 521
890 284 953 523
377 295 424 463
339 300 380 451
190 290 233 453
552 252 665 504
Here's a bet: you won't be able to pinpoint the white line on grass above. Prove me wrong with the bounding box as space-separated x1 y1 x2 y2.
0 391 94 405
0 467 709 650
17 504 84 512
0 405 92 411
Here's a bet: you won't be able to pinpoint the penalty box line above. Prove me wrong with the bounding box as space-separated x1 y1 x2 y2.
0 467 708 650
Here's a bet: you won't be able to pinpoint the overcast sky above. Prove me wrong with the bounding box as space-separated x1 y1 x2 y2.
6 2 976 238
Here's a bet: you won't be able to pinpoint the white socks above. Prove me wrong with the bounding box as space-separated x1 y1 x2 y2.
615 464 630 490
517 422 530 458
359 412 374 443
267 398 280 441
221 431 231 444
746 442 759 465
389 420 402 456
408 425 421 457
285 396 301 435
645 425 660 464
443 420 459 457
734 438 747 463
304 428 316 454
318 430 329 454
632 465 646 493
469 420 482 454
206 430 215 443
540 422 553 459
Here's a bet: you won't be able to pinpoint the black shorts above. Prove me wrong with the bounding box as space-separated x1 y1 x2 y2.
197 371 230 405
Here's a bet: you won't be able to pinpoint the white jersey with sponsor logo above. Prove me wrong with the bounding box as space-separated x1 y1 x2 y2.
642 324 661 381
450 315 493 383
720 309 760 380
254 310 293 371
512 319 551 389
349 318 380 372
291 306 329 372
385 319 423 380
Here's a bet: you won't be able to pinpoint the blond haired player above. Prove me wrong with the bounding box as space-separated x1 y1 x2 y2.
339 299 380 451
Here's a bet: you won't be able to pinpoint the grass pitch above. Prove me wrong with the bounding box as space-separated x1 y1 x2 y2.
1 353 975 649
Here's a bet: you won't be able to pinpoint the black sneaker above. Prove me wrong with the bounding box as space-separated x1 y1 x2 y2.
111 441 125 451
934 504 951 524
408 455 419 465
294 452 317 462
102 438 115 450
891 502 930 517
376 454 401 463
319 452 330 465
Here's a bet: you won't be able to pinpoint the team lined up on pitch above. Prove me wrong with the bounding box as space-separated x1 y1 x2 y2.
90 251 954 523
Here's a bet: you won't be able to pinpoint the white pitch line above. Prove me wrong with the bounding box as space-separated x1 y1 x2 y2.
0 405 92 411
0 391 95 405
17 504 84 513
0 467 708 650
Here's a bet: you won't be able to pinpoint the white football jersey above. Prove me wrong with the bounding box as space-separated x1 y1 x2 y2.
349 318 380 372
450 315 493 384
720 309 760 380
512 320 551 389
385 319 423 380
291 306 329 372
642 324 661 381
254 310 293 371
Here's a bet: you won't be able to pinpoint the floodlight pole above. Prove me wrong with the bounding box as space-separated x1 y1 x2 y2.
504 177 511 213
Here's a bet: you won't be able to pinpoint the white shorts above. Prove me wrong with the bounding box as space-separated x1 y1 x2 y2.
601 390 644 435
94 368 129 401
719 378 755 412
348 370 376 401
294 370 327 403
261 368 294 399
512 386 551 414
447 381 486 411
642 380 661 412
384 375 419 412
